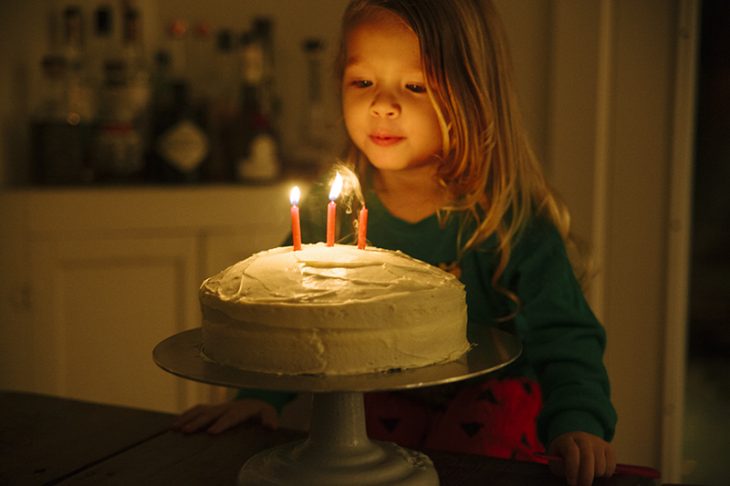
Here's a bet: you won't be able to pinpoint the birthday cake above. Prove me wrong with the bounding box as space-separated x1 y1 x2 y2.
199 243 470 375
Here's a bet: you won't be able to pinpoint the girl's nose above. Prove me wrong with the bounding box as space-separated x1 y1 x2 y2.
370 92 400 119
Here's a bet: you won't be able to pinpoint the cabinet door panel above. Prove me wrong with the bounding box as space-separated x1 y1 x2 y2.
30 236 204 413
0 197 32 390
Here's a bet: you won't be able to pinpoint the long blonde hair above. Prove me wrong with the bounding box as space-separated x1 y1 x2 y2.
338 0 582 287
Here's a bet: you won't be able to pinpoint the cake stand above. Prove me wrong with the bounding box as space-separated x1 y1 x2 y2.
153 326 521 485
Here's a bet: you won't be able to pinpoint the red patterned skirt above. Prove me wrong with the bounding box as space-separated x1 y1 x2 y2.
364 377 545 460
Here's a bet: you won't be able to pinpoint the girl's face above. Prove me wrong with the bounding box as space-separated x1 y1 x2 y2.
342 11 443 173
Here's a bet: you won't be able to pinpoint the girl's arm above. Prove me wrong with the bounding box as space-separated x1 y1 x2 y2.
506 218 617 444
173 389 296 435
173 398 278 434
502 218 618 485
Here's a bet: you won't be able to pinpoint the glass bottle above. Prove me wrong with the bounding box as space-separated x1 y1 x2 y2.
92 59 144 183
251 17 279 124
147 21 210 183
61 5 95 124
298 38 329 167
30 55 94 184
121 6 150 118
90 3 116 93
226 32 280 182
149 70 210 183
206 29 238 182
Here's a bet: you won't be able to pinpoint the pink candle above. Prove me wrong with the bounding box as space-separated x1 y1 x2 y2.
326 201 336 246
290 186 302 251
326 173 343 247
357 206 368 249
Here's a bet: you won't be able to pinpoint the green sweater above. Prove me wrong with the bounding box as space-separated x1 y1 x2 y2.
238 183 617 446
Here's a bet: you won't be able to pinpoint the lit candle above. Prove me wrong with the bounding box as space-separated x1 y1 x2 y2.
327 172 343 246
357 205 368 249
290 186 302 251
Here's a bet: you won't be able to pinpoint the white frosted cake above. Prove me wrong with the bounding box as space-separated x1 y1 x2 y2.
200 243 470 375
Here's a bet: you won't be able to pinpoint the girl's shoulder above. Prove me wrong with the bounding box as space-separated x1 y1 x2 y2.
467 214 571 279
516 214 564 248
469 212 564 255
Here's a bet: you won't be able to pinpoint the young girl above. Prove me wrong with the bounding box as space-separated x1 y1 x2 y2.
174 1 617 484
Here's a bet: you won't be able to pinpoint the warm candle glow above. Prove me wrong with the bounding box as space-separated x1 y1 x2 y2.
290 186 301 206
290 186 302 251
329 172 343 201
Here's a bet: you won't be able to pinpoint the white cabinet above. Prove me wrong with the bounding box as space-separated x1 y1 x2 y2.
29 234 201 412
0 184 296 413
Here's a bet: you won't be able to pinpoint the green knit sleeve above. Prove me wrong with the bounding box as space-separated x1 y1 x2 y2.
505 218 617 446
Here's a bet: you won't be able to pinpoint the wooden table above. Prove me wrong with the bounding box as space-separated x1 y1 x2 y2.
1 391 659 485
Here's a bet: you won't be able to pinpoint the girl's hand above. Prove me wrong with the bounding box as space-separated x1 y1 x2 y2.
172 399 278 434
547 431 616 486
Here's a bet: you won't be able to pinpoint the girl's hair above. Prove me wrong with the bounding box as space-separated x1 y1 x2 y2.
337 0 584 289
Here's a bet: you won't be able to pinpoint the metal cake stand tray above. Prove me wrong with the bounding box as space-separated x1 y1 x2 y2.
153 326 521 485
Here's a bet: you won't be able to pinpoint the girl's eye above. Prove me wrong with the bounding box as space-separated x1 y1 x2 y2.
352 80 372 88
406 84 427 94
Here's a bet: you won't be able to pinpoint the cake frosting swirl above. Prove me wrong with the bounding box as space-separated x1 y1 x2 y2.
200 243 470 375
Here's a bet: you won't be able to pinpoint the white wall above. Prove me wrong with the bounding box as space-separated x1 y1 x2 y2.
548 0 686 474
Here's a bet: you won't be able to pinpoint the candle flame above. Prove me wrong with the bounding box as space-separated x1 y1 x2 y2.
290 186 301 205
329 172 343 201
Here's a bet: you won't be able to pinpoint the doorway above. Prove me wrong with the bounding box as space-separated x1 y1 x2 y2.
682 1 730 484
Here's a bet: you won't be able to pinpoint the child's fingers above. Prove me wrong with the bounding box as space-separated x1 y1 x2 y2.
207 401 270 434
179 404 228 433
181 411 219 433
605 445 617 476
171 404 207 429
172 401 280 435
560 441 580 486
208 402 254 433
576 439 594 486
207 410 241 434
593 443 607 477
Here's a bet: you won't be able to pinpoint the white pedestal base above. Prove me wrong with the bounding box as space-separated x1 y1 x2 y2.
237 392 439 485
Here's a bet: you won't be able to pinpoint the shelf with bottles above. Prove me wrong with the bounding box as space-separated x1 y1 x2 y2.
28 2 339 188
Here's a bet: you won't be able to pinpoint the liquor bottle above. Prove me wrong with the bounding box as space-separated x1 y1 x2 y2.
251 17 279 124
146 50 173 173
30 55 94 184
59 6 84 75
294 38 331 169
188 21 214 105
89 3 116 92
92 59 144 182
60 5 95 124
121 6 150 119
148 45 210 184
152 83 210 183
206 29 238 181
226 32 280 183
165 19 188 86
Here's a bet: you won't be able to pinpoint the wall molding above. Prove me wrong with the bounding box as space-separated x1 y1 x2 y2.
661 0 700 481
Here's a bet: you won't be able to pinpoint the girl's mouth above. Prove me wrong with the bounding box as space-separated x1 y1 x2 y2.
369 134 405 146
